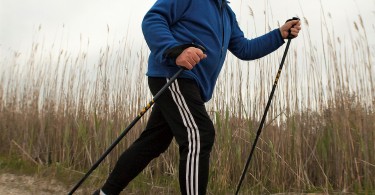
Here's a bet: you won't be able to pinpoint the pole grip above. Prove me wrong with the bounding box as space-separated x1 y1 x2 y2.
286 17 300 39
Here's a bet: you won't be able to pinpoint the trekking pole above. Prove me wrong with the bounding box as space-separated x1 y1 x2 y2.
68 68 185 195
234 17 300 195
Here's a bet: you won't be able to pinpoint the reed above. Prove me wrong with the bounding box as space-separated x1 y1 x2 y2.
0 4 374 194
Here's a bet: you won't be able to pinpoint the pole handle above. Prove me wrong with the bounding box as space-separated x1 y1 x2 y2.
286 17 300 39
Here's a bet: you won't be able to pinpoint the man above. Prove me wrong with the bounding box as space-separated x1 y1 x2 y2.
95 0 301 194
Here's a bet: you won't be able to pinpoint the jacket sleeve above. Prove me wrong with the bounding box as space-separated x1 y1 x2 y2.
228 11 285 60
142 0 190 64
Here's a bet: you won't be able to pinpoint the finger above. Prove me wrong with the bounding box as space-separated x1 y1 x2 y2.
181 61 193 70
188 49 206 63
197 52 207 60
290 29 300 37
293 23 301 30
189 47 206 59
292 25 301 30
176 55 193 69
182 55 196 66
191 54 201 64
290 19 300 25
290 32 298 37
192 56 201 65
287 21 298 30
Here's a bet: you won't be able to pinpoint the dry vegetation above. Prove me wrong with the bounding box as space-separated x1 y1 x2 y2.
0 5 374 195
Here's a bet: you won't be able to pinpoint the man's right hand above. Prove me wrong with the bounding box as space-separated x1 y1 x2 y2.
176 47 207 70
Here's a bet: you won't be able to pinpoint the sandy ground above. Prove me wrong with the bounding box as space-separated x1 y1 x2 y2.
0 173 355 195
0 173 69 195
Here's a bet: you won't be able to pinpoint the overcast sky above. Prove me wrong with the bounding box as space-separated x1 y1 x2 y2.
1 0 374 56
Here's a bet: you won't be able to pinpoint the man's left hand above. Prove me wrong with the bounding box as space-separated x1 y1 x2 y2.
280 19 301 39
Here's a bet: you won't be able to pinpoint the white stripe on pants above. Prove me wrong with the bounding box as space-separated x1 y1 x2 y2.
168 78 201 195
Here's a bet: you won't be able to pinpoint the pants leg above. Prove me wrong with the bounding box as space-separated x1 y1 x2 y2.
101 77 215 195
148 77 215 195
101 104 173 194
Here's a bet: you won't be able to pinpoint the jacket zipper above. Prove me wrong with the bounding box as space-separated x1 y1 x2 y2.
218 0 225 58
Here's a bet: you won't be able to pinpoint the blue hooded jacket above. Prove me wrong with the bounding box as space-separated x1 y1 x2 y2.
142 0 285 102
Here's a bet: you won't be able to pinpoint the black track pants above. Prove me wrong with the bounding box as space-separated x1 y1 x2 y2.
101 77 215 195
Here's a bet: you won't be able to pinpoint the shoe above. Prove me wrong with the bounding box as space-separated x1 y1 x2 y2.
92 190 100 195
93 189 109 195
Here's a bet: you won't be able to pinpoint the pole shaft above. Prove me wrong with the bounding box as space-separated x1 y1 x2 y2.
68 68 184 195
235 39 291 195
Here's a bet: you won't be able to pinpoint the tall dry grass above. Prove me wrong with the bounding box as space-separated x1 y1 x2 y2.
0 5 374 195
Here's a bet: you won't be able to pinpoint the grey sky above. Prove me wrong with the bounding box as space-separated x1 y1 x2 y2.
0 0 374 114
0 0 374 56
